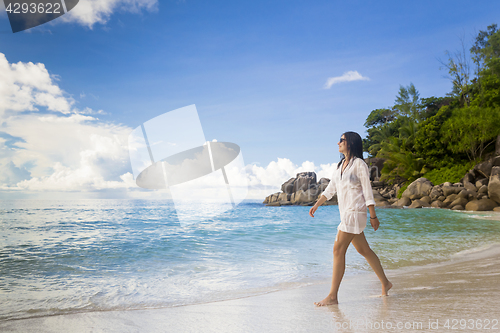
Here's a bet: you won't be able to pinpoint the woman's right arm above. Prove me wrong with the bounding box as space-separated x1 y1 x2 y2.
309 195 328 217
309 174 336 217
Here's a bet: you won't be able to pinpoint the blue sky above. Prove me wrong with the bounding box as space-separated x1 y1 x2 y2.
0 0 499 198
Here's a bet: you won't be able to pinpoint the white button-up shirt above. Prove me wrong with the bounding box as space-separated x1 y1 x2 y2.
322 157 376 234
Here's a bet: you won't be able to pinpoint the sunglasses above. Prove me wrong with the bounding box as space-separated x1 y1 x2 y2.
339 138 346 143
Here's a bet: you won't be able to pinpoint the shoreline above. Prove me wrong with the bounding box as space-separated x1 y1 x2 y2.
2 243 500 333
460 209 500 220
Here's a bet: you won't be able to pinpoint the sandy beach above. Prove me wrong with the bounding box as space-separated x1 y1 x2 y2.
1 242 499 333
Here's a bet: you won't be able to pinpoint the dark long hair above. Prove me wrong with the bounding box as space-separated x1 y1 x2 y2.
337 131 364 168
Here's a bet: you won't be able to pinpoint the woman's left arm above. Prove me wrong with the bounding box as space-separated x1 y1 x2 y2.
357 159 376 207
357 160 379 231
368 205 379 231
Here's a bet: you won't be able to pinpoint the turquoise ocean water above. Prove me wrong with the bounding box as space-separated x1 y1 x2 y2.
1 199 500 321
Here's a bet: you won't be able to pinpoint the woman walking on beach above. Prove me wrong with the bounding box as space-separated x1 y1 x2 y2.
309 131 392 306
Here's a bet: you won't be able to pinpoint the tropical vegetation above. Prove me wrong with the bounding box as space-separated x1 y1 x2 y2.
363 24 500 190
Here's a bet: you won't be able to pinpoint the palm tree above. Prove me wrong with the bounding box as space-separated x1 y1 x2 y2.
398 117 419 151
367 125 394 156
376 136 426 183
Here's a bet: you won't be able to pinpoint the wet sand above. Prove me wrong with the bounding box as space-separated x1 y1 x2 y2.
1 244 499 333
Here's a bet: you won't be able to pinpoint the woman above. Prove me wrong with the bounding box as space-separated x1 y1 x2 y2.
309 131 392 306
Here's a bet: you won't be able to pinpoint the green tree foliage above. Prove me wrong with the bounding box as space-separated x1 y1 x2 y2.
470 27 500 108
441 106 500 161
365 85 426 181
377 137 426 183
471 66 500 108
364 125 393 156
423 161 475 186
470 24 499 74
363 116 407 157
414 105 460 168
441 40 472 107
419 96 452 121
362 24 500 184
364 108 395 127
394 83 421 120
398 117 418 151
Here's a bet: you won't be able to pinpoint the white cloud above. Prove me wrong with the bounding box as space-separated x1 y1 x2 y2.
324 70 370 89
0 53 340 200
243 158 338 199
0 160 31 185
1 112 135 192
9 115 134 191
137 156 337 201
61 0 158 28
0 52 135 194
0 53 73 114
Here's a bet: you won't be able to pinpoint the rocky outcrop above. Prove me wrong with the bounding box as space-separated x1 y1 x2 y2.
293 172 316 193
402 178 433 199
365 157 384 181
291 188 322 205
372 190 390 206
465 199 498 211
395 176 498 211
318 178 330 192
394 156 500 211
489 166 500 204
409 199 431 208
442 185 462 197
475 159 493 178
496 134 500 156
395 197 411 206
263 166 399 207
264 172 337 206
264 155 500 211
281 178 296 194
431 200 445 208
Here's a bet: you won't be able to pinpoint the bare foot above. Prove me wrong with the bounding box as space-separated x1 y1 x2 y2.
382 281 392 296
314 295 338 306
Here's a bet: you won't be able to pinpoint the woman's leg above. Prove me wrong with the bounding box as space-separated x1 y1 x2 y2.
351 232 392 296
315 230 356 306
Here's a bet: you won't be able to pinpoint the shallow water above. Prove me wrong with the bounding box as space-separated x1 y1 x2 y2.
1 200 499 321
